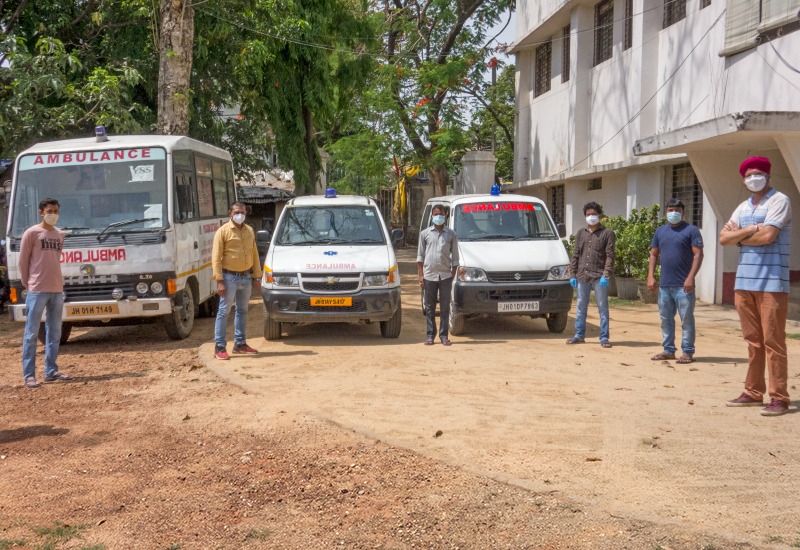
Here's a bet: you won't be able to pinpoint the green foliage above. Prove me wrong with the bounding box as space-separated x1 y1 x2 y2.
562 233 576 257
469 63 515 179
327 130 392 195
606 205 663 280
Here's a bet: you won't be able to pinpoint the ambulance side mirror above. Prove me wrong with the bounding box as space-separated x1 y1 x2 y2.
557 223 566 238
256 230 270 263
390 228 404 247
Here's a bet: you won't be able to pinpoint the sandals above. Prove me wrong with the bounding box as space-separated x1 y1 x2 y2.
44 372 74 382
676 354 695 364
440 338 452 347
651 353 676 361
600 342 613 348
565 337 585 345
24 377 41 389
424 339 434 346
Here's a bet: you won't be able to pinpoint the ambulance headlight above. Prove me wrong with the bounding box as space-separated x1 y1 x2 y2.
363 274 388 287
457 266 488 282
112 288 124 300
150 282 163 294
274 275 298 287
136 282 149 295
547 265 570 280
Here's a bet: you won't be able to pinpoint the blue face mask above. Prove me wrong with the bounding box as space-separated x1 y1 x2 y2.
432 215 446 226
666 211 683 224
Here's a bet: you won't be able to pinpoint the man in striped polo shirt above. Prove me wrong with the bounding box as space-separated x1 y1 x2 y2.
720 156 792 416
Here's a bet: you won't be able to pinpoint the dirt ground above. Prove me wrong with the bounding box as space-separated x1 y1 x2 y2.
1 248 799 549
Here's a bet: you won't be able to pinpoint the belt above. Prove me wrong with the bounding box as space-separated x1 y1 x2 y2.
223 269 252 277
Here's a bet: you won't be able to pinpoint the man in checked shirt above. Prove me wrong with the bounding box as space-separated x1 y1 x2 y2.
566 202 616 348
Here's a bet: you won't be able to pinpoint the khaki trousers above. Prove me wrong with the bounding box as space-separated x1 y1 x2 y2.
734 290 790 404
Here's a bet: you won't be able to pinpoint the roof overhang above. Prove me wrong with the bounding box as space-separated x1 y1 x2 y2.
633 111 800 156
509 0 594 53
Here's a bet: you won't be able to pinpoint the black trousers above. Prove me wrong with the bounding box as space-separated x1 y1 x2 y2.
423 277 452 340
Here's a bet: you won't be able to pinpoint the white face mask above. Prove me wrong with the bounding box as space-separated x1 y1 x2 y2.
744 174 767 193
232 213 246 225
585 215 600 226
43 213 59 226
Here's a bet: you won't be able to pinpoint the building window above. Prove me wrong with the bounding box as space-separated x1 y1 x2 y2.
700 0 711 8
624 0 633 49
594 0 614 66
588 177 602 191
549 184 565 226
670 163 703 228
562 25 571 83
663 0 687 28
534 40 552 97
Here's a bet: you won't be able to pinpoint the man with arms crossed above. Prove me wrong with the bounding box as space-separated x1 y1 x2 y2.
720 156 792 416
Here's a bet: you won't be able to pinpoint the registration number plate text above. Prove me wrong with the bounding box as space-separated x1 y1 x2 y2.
498 301 539 312
67 304 120 317
310 297 352 307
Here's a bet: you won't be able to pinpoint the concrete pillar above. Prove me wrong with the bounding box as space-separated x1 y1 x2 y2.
625 166 663 214
459 151 497 195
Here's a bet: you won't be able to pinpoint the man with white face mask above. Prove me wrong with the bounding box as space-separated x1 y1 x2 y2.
647 198 704 364
212 202 263 360
567 201 615 348
720 156 792 416
19 197 73 388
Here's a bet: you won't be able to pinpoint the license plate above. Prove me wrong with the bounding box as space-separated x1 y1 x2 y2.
498 301 539 312
310 297 352 307
67 304 120 317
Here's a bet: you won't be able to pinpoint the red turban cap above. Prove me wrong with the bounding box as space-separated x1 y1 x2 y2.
739 156 771 177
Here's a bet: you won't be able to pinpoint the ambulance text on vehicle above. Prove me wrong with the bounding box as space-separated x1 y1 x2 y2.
5 130 236 341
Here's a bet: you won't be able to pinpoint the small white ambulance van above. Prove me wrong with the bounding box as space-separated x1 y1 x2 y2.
420 191 572 335
260 191 404 339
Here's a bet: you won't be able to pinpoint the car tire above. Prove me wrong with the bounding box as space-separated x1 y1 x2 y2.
380 305 402 338
38 322 72 345
164 286 195 340
264 304 282 340
546 311 568 334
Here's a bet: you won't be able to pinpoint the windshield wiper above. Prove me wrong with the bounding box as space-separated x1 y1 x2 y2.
470 234 517 240
350 238 383 244
97 218 160 242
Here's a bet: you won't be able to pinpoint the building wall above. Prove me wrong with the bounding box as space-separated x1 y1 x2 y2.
513 0 800 305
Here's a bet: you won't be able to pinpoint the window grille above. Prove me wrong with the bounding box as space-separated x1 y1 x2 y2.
669 163 704 228
700 0 711 9
549 184 565 226
594 0 614 66
624 0 633 49
663 0 687 28
588 177 602 191
562 25 571 82
535 40 552 97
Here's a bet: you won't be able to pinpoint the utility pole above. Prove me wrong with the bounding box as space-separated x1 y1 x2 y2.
489 57 498 153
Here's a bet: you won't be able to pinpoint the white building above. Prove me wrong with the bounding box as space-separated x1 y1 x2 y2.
510 0 800 308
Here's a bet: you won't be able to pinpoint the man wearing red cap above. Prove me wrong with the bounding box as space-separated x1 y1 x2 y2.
720 156 792 416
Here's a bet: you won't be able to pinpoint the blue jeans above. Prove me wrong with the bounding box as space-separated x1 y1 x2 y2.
22 291 64 380
424 277 453 340
214 272 252 349
574 280 610 343
658 286 696 356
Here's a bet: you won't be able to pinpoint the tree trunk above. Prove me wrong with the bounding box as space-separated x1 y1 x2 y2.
429 164 449 197
157 0 194 135
302 101 318 195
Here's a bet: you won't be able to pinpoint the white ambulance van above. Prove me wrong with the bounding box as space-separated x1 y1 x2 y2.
260 190 404 339
420 191 572 335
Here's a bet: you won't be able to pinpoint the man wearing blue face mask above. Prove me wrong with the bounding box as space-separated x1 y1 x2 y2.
566 202 615 348
417 204 459 346
647 198 704 364
720 156 792 416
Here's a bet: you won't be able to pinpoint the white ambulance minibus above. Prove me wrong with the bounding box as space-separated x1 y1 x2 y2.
5 129 236 341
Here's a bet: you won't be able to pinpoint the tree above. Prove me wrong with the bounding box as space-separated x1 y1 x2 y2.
379 0 512 196
468 62 515 180
157 0 194 135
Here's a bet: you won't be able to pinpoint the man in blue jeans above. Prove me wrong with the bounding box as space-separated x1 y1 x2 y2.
211 202 263 360
567 202 615 348
647 198 704 363
19 198 73 387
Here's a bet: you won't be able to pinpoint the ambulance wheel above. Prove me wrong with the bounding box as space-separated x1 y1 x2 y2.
164 287 195 340
546 312 568 334
380 305 402 338
264 304 282 340
38 322 72 345
448 307 465 336
199 294 219 318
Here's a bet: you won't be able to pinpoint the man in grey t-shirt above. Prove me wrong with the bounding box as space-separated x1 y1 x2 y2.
417 204 459 346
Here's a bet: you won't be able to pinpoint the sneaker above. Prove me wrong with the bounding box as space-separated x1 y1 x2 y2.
725 392 763 407
232 343 258 354
214 348 230 360
761 398 789 417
